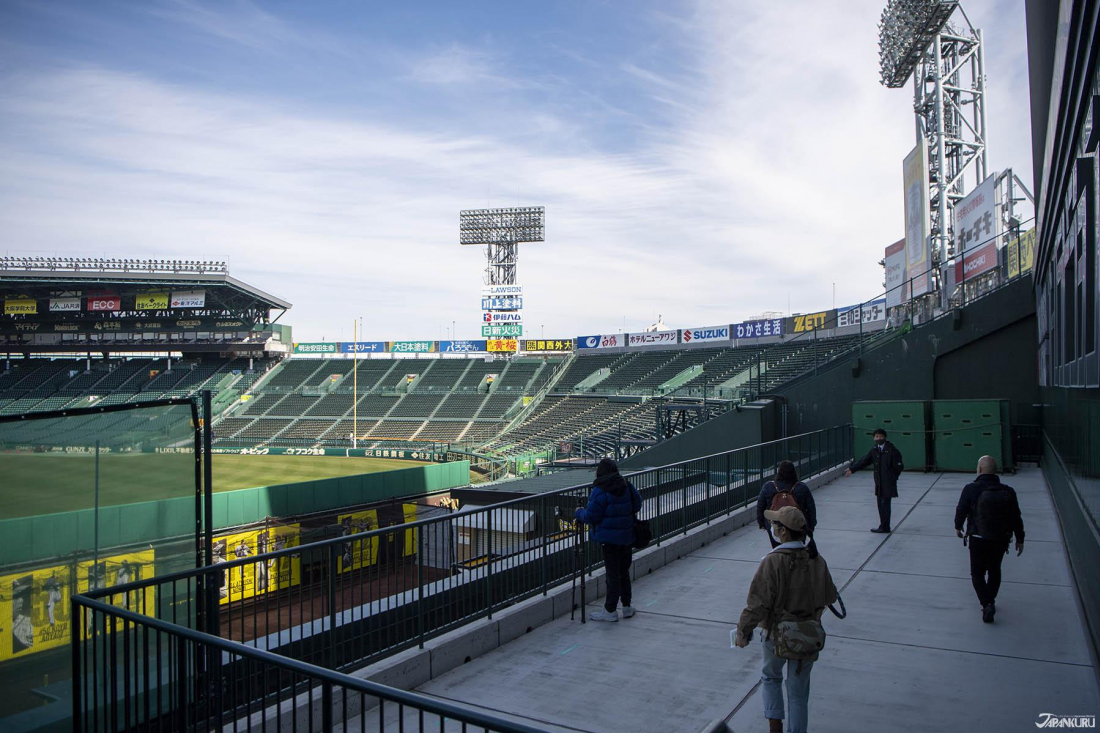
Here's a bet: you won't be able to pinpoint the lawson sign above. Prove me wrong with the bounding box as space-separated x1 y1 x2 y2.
680 325 730 344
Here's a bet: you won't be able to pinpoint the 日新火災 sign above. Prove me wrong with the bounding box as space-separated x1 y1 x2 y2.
482 324 522 337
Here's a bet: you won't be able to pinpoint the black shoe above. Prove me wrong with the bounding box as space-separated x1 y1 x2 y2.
982 604 995 623
870 527 890 534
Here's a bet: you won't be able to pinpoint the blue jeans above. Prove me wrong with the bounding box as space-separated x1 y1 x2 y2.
761 638 814 733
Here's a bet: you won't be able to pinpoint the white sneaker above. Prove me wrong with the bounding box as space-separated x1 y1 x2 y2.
621 606 636 619
588 608 618 622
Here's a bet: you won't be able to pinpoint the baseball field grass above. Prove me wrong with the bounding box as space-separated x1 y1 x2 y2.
0 452 433 519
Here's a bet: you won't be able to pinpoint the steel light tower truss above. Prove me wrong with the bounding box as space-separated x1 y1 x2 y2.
880 0 988 261
459 207 544 285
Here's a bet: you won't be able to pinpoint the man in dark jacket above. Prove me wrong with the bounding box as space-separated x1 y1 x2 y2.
757 460 817 549
954 455 1025 623
844 427 904 533
575 458 643 622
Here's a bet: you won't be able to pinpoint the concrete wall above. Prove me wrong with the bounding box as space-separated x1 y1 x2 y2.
777 277 1040 435
619 399 778 470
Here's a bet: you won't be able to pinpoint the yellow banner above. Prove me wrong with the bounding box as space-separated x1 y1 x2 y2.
402 503 418 557
4 298 37 315
487 339 518 352
215 525 301 605
338 510 379 572
136 292 169 310
0 565 72 662
76 550 156 637
1007 228 1036 279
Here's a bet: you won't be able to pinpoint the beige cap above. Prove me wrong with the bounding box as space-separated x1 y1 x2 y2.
763 505 806 531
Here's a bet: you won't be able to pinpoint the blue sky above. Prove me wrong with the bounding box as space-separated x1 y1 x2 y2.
0 0 1033 342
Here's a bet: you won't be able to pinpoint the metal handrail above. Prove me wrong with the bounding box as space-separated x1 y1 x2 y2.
72 596 551 733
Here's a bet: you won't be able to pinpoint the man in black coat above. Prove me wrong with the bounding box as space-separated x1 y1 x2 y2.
844 427 904 533
954 455 1025 623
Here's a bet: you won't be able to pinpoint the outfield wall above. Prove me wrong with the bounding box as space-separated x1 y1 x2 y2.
0 460 470 567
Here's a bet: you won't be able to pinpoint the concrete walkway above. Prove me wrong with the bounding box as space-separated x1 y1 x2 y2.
353 469 1099 732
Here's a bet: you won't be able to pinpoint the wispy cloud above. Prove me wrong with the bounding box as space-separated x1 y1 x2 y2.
0 0 1034 340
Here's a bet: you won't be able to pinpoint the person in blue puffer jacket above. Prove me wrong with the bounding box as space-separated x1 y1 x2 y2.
575 458 643 622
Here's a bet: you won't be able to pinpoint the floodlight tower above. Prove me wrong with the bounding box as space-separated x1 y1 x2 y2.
459 207 545 285
879 0 989 262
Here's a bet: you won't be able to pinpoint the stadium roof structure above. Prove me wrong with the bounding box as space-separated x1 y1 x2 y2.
0 258 291 353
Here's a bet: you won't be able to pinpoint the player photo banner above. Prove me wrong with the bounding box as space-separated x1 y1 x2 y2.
0 564 71 662
77 549 156 638
215 525 301 605
338 510 380 573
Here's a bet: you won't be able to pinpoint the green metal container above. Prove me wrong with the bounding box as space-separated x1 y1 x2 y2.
932 399 1012 471
851 400 930 471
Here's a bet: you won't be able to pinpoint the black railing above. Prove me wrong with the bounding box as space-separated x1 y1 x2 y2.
76 426 851 691
71 596 551 732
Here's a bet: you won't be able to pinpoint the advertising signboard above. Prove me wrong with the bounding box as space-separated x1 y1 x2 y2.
481 297 523 310
628 330 678 347
483 312 522 323
1007 228 1035 279
0 565 71 662
787 311 835 334
170 290 206 308
837 299 886 328
338 341 387 354
522 339 574 352
576 335 601 349
884 238 907 308
440 340 487 353
680 325 729 344
293 342 336 354
953 174 1001 255
49 297 81 312
3 298 36 315
482 324 522 338
390 341 437 353
136 292 169 310
87 291 121 312
733 319 783 339
954 241 999 281
487 339 518 352
903 141 932 296
481 284 523 297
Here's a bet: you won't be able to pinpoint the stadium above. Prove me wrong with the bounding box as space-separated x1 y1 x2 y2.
0 1 1098 732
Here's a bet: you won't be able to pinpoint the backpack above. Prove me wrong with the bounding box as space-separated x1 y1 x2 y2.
975 486 1016 541
632 518 652 550
770 483 799 512
771 553 826 668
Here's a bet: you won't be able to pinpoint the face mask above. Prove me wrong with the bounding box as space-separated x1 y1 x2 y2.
769 526 782 543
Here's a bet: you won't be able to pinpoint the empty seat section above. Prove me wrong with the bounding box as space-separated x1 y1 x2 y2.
355 394 400 418
322 418 377 441
266 395 321 416
278 419 336 442
306 393 357 417
434 393 485 418
340 360 395 392
265 359 325 389
367 421 424 440
236 418 293 442
455 361 500 390
416 421 468 442
478 393 520 419
214 417 254 440
389 394 445 418
244 393 285 415
414 359 470 390
492 361 540 391
307 360 354 387
378 360 425 390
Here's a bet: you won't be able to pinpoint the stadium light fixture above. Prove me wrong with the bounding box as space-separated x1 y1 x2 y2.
460 206 544 286
878 0 958 88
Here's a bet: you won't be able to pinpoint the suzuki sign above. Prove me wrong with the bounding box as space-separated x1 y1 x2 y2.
680 325 730 344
